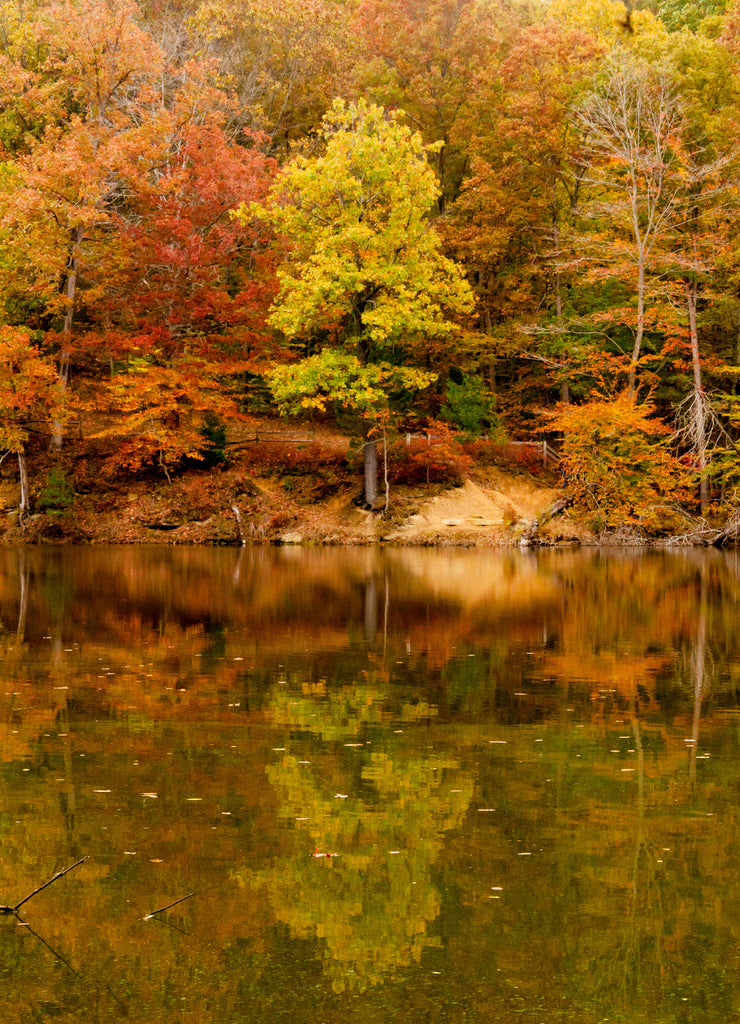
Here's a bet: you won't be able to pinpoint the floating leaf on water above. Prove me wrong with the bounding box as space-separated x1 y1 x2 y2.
186 798 203 802
477 808 496 813
142 792 158 799
334 794 348 799
93 789 111 793
124 851 137 856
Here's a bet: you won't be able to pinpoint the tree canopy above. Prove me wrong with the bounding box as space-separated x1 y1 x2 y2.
246 98 473 505
3 0 740 532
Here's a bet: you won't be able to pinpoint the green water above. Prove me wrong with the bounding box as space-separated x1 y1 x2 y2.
0 545 739 1023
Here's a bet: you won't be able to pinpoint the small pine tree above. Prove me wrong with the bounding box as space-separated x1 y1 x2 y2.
37 468 75 515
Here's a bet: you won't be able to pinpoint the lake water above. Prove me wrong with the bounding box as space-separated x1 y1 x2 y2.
1 544 740 1023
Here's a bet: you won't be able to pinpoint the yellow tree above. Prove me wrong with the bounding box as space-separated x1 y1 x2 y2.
247 99 474 507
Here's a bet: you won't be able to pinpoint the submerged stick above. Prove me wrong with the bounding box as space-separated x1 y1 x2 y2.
11 857 88 913
143 892 195 920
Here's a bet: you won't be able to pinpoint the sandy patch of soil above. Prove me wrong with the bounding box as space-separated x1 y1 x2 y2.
383 476 560 543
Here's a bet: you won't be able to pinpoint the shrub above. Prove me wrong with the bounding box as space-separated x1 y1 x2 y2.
241 441 347 476
198 412 228 467
462 439 545 476
387 423 471 485
37 468 75 515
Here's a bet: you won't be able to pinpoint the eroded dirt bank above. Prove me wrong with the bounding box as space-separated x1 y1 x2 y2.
0 421 587 546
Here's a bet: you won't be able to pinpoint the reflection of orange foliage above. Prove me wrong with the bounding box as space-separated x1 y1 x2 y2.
540 651 673 706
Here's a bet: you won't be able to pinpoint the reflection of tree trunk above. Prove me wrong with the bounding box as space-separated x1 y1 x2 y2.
631 714 645 898
688 570 707 794
383 572 389 664
364 576 377 643
58 704 82 858
16 550 28 642
622 712 668 1003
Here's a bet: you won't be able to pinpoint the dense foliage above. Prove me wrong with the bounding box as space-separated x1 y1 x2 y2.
3 0 740 531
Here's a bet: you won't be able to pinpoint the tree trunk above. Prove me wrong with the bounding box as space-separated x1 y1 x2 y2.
363 424 378 508
552 220 570 406
17 449 29 529
686 278 708 516
627 256 646 399
51 224 84 450
382 428 389 511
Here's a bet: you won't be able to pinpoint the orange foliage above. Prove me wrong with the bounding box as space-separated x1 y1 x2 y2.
551 393 689 530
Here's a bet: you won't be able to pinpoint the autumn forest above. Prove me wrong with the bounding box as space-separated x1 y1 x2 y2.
2 0 740 538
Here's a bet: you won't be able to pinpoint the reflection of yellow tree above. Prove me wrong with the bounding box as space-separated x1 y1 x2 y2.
248 685 473 992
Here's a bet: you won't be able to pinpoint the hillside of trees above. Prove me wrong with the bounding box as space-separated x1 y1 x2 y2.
2 0 740 542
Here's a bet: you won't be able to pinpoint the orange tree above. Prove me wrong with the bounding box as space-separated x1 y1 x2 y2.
0 326 58 521
551 392 689 532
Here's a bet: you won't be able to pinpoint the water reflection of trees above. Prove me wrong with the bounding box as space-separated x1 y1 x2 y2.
4 549 740 1020
249 678 474 992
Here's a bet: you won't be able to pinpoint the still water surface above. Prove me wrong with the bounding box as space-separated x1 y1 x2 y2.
1 545 740 1023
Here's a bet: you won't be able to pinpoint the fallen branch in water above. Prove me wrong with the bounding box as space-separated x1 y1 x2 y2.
0 857 88 915
143 892 195 920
